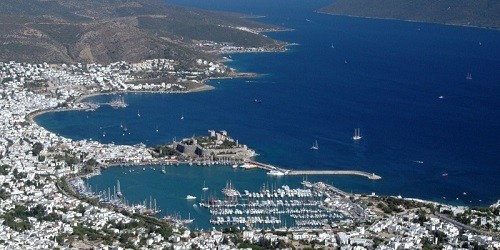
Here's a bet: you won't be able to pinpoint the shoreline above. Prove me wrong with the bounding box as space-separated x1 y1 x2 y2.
316 11 500 31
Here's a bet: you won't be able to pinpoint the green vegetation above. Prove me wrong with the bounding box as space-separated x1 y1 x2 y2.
0 188 10 200
153 144 179 157
54 153 80 166
0 0 283 64
32 142 43 156
216 139 237 149
320 0 500 29
1 204 61 232
375 196 435 214
81 158 98 174
0 164 10 175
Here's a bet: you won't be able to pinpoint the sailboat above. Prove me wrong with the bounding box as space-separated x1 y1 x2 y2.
137 110 141 117
155 125 159 133
180 113 184 120
202 181 209 191
352 128 362 140
310 140 319 150
331 43 334 49
466 72 472 80
161 166 166 174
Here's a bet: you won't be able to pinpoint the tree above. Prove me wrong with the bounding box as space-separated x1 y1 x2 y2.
0 188 10 200
0 165 10 175
32 142 44 156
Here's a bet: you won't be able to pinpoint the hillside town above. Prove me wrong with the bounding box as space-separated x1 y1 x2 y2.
0 59 499 249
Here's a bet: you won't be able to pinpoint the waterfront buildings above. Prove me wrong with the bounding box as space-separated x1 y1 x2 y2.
0 60 498 249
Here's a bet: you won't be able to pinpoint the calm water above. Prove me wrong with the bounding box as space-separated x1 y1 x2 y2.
37 0 500 218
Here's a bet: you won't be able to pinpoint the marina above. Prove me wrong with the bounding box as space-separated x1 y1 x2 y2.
200 181 350 230
84 164 377 230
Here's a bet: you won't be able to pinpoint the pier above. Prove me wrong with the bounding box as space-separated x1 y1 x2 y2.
245 160 381 180
288 170 382 180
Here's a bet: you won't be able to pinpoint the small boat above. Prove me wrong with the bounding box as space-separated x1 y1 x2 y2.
180 113 184 120
155 125 159 133
331 43 334 49
232 164 238 169
102 132 106 137
310 140 319 150
254 99 262 103
161 166 166 174
438 96 444 99
466 72 472 80
186 195 196 200
442 173 448 177
352 128 362 140
137 110 141 117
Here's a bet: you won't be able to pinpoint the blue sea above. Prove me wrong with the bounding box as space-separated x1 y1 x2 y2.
36 0 500 222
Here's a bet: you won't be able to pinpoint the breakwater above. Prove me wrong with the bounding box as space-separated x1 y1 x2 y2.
287 170 382 180
245 160 382 180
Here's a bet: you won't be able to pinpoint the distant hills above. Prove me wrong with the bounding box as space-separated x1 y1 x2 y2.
320 0 500 29
0 0 283 64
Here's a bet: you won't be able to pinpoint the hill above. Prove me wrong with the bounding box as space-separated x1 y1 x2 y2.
319 0 500 29
0 0 285 64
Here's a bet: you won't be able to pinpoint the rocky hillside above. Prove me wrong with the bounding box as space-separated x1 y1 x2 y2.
0 0 283 64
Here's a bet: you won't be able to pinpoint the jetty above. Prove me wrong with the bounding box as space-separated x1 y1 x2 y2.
288 170 381 180
245 160 381 180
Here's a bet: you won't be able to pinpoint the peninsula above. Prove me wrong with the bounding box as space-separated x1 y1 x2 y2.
319 0 500 29
0 0 287 64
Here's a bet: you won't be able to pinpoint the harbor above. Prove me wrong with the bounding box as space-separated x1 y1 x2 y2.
84 164 377 230
199 180 353 230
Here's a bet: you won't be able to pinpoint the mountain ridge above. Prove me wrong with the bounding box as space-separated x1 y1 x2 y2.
0 0 285 64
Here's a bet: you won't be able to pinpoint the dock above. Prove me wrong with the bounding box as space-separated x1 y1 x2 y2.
245 160 381 180
287 170 382 180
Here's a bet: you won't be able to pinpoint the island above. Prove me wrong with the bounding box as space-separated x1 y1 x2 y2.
319 0 500 29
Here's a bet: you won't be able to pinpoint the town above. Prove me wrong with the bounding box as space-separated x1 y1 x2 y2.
0 59 499 249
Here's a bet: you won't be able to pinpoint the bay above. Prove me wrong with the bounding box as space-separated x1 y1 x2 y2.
36 0 500 220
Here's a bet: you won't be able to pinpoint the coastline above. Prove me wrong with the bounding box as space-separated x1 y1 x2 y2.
316 11 500 31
